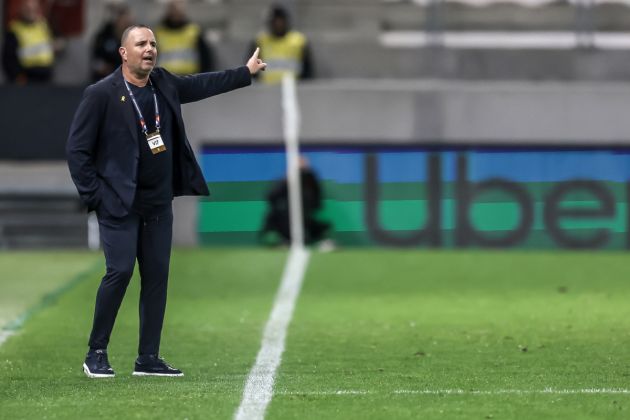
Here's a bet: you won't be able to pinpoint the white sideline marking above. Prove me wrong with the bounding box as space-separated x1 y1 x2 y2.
0 330 14 347
234 247 311 420
276 388 630 396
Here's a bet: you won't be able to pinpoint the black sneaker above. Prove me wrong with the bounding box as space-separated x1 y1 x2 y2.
132 354 184 377
83 349 115 378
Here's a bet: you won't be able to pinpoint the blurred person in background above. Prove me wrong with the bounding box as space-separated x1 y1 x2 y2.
91 2 133 82
2 0 55 84
250 4 313 84
260 156 331 247
154 0 214 75
67 24 266 379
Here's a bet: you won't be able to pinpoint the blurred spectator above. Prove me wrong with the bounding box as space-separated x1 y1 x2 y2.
250 4 313 84
2 0 55 84
155 0 214 75
260 156 331 246
90 2 133 82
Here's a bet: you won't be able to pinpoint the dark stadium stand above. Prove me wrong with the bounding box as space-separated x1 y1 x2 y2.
0 163 88 249
0 193 87 249
3 0 630 83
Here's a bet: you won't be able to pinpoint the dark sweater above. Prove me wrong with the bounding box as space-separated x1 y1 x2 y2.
127 82 174 213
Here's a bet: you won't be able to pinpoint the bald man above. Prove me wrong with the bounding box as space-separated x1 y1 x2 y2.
67 25 266 378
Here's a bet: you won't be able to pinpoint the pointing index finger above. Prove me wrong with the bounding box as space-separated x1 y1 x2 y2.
252 47 260 59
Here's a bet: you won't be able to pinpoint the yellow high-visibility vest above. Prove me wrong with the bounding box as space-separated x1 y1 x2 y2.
257 31 306 84
9 20 54 68
155 23 201 75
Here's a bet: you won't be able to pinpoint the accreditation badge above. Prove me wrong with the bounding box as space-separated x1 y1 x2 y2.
146 131 166 155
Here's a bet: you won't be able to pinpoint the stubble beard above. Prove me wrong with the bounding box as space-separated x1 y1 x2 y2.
130 63 154 80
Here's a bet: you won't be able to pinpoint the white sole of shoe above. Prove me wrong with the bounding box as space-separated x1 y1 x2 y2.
83 363 115 378
132 371 184 377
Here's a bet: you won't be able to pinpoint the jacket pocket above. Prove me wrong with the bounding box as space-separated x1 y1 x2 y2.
98 179 128 218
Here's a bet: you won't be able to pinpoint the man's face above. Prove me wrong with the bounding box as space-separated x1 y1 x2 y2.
21 0 41 23
270 16 288 37
166 0 186 24
119 27 157 77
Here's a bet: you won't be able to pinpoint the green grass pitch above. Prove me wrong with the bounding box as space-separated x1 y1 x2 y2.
1 249 630 419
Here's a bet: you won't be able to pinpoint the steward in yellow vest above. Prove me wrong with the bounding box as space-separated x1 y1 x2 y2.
251 5 313 85
2 5 55 84
155 0 213 75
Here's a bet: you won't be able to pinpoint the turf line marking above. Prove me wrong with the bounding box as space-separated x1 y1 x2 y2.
0 330 14 347
0 259 101 349
276 388 630 396
235 247 311 420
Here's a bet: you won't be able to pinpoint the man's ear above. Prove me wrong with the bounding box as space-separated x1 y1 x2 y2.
119 46 127 61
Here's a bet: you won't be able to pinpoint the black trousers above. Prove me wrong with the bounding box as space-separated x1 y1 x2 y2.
88 203 173 355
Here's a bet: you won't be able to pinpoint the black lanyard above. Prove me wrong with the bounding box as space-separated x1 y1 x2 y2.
123 78 161 136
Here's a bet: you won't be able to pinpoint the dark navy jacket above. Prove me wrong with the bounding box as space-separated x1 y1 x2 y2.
66 65 251 217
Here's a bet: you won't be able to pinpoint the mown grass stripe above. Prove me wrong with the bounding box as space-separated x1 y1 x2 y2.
0 259 102 346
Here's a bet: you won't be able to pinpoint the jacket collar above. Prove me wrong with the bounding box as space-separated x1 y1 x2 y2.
146 68 180 119
111 67 141 143
110 66 181 142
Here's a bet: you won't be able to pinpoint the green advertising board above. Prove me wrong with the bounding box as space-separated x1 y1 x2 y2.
199 146 630 249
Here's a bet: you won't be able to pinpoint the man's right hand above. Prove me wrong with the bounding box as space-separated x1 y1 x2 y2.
246 47 267 75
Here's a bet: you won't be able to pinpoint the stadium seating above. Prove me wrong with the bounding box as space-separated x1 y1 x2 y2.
0 162 88 249
7 0 615 83
0 193 87 249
